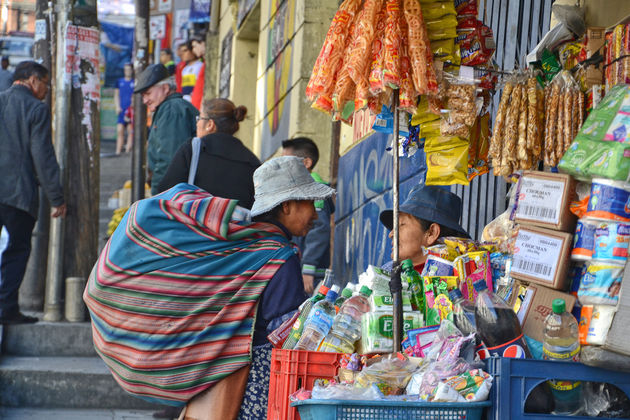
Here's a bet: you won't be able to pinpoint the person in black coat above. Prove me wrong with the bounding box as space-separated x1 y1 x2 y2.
158 98 261 209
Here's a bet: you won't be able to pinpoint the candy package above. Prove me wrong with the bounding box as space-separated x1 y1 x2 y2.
454 251 493 302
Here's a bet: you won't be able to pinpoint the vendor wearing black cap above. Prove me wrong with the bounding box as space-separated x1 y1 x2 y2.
380 185 469 271
134 63 198 195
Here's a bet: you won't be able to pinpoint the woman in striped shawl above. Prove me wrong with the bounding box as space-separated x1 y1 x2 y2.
84 156 334 419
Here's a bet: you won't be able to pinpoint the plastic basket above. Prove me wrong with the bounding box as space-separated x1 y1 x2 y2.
487 356 630 420
267 349 343 420
291 399 491 420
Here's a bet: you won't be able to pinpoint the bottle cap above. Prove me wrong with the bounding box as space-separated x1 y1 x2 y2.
473 280 488 293
359 285 372 297
341 287 353 298
552 298 566 314
448 288 463 301
401 259 414 271
326 289 338 301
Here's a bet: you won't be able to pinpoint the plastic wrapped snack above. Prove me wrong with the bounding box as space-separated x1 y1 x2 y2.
425 136 470 186
433 369 493 402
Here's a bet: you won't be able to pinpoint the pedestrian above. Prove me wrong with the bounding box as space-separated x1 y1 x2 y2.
135 63 198 196
84 156 335 419
281 137 335 294
158 98 260 209
160 48 176 75
379 184 469 272
0 61 66 324
180 40 203 102
114 62 134 155
0 56 12 91
189 36 205 110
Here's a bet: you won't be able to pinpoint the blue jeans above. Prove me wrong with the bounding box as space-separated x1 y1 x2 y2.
0 204 36 317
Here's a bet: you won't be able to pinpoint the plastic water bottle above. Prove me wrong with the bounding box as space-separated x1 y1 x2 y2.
474 280 532 358
294 288 339 351
334 284 354 313
543 298 583 415
281 283 331 350
401 259 425 313
448 288 477 335
320 285 372 353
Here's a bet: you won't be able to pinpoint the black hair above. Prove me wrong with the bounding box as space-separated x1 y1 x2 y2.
252 205 283 223
13 61 49 81
161 48 173 57
418 218 462 239
282 137 319 168
185 40 195 51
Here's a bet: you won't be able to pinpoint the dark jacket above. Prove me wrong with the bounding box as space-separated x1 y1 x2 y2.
158 132 261 209
147 93 198 195
292 173 335 279
0 85 64 218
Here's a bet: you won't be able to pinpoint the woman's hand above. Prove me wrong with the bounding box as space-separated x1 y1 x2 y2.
302 274 314 295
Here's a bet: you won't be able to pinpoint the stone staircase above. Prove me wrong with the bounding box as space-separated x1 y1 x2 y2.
0 320 168 419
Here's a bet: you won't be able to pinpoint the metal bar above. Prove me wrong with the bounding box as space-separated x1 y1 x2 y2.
391 89 403 353
132 0 149 202
43 0 70 322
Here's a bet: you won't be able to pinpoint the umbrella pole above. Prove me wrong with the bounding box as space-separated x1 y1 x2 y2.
391 89 404 353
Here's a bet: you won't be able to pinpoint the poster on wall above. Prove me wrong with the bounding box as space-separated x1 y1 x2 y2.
65 24 100 102
158 0 172 13
189 0 211 23
219 29 233 98
150 15 167 40
173 8 190 46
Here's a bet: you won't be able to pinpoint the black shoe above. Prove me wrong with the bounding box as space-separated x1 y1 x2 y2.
0 312 38 325
153 406 182 419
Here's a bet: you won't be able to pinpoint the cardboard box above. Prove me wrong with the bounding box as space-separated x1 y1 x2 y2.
510 225 573 290
585 27 605 87
510 281 577 343
514 171 577 232
604 258 630 356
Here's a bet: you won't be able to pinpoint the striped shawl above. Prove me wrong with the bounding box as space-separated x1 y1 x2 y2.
84 184 296 406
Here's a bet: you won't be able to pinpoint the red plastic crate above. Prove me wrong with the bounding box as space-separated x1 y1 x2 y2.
267 348 343 420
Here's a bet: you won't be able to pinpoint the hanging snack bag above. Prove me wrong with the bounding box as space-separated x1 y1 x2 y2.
425 136 470 186
577 260 624 306
421 1 457 21
454 251 493 301
455 0 478 16
422 255 456 277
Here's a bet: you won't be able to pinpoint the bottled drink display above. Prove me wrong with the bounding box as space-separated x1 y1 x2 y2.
473 279 531 358
449 288 477 335
281 282 331 350
543 298 583 416
320 285 372 353
334 285 354 313
401 259 425 313
294 287 339 351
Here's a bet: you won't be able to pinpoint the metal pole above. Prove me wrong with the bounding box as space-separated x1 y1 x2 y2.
391 89 403 352
43 0 70 322
132 0 149 202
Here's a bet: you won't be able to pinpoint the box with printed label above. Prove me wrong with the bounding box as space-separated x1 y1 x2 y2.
511 225 573 290
514 171 577 232
509 281 576 342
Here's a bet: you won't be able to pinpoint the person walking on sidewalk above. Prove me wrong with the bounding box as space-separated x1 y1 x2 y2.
0 56 13 92
135 63 198 195
282 137 335 294
114 62 134 155
0 61 66 325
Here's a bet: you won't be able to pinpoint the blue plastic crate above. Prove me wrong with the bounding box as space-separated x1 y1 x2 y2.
487 357 630 420
291 399 491 420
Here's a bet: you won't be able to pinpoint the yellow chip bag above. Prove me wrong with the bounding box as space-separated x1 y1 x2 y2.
431 38 455 58
412 96 441 126
425 137 470 186
420 119 442 139
421 1 457 21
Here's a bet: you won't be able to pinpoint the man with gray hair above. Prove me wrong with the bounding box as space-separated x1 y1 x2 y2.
135 64 198 195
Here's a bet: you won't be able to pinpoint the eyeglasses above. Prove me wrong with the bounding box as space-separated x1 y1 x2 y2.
196 116 211 122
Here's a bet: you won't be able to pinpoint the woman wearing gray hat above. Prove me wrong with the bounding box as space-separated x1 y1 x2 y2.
380 185 469 272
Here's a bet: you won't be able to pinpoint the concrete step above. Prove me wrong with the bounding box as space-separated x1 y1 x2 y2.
2 321 97 357
0 408 163 420
0 356 161 410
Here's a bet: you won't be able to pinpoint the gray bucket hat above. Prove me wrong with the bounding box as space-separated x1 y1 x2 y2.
134 64 169 93
250 156 335 217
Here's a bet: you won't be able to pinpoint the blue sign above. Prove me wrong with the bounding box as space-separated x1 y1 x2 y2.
190 0 211 23
333 132 427 284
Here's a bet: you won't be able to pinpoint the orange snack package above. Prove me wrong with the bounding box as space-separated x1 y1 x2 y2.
382 0 403 88
403 0 438 94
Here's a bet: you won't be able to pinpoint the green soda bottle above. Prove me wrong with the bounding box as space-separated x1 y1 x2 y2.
401 259 425 314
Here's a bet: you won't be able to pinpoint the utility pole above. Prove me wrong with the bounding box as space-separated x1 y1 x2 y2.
20 0 53 311
132 0 149 202
44 0 100 321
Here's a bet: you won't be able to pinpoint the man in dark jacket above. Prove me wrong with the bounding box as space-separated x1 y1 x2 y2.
135 64 198 195
281 137 335 294
0 61 66 324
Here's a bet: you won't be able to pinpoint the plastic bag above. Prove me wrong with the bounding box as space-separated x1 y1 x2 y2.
433 369 493 402
311 382 385 400
583 382 630 418
355 354 419 389
425 136 470 186
580 346 630 373
421 1 456 21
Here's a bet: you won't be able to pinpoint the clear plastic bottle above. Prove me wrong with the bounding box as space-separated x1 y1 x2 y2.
401 259 425 313
448 288 477 335
543 298 583 416
281 282 332 350
334 284 354 313
320 285 372 353
294 288 339 351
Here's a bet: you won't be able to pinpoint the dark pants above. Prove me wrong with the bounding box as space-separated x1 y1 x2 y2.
0 204 36 317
